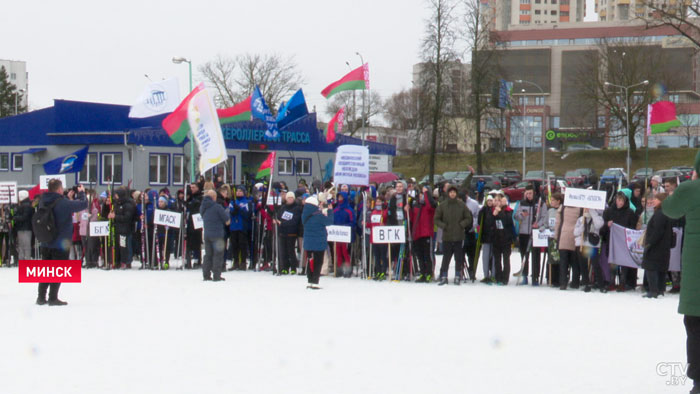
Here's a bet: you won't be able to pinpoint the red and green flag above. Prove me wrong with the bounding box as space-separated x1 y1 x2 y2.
325 106 345 143
216 95 252 125
161 83 205 144
321 63 369 99
647 101 681 135
256 151 276 180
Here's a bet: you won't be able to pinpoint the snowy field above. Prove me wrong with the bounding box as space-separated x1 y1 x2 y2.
0 252 690 394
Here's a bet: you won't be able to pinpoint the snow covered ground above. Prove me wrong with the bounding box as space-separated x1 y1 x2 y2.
0 252 690 394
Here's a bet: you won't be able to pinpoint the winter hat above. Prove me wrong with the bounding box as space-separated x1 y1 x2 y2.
448 185 458 194
318 192 328 204
486 195 494 202
305 196 319 206
651 175 663 183
236 185 246 193
158 196 168 205
433 188 440 198
18 190 28 201
286 191 295 199
100 191 108 199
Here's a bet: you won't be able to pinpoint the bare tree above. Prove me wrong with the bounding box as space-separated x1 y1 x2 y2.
199 53 305 112
325 90 383 135
573 38 679 152
677 106 699 146
462 0 501 173
384 88 421 131
639 2 700 48
421 0 459 187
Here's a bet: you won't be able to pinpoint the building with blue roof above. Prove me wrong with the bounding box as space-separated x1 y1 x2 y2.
0 100 395 190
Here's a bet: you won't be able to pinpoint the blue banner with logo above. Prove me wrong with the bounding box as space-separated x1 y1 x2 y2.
43 145 89 175
251 85 280 141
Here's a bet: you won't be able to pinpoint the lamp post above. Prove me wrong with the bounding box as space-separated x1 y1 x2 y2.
604 79 649 182
172 56 195 183
520 89 527 176
356 51 366 146
14 88 25 115
516 80 546 179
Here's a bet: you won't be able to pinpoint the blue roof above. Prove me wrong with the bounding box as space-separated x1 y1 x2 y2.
0 99 396 155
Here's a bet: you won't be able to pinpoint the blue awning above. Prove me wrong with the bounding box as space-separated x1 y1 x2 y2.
18 148 46 154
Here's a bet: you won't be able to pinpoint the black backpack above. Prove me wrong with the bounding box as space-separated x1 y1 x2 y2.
32 199 60 243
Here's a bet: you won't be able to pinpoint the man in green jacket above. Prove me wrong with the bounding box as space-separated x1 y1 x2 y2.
434 185 472 286
663 150 700 394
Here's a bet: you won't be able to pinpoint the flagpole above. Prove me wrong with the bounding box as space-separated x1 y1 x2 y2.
356 52 366 146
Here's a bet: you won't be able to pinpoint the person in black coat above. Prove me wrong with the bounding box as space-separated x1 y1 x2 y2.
642 193 673 298
186 183 203 268
602 191 639 290
14 190 34 261
108 187 137 269
276 191 303 274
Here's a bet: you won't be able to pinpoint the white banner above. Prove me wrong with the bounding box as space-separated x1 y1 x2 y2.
564 187 607 210
0 182 18 204
128 77 180 118
89 221 110 237
371 225 405 244
188 86 228 175
334 144 369 186
192 213 203 230
326 225 352 243
40 174 67 190
153 209 182 228
369 155 390 172
266 195 283 206
532 229 553 248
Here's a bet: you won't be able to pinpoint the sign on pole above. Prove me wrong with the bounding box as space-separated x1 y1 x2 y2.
369 155 390 172
532 229 553 248
371 225 406 244
334 144 369 186
89 221 110 237
563 187 607 210
40 174 67 190
153 209 182 229
192 213 204 230
0 182 18 204
326 225 352 243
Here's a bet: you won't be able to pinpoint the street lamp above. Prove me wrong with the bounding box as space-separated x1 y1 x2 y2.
356 51 366 146
520 88 527 176
516 80 546 180
604 79 649 182
172 56 195 183
14 88 25 115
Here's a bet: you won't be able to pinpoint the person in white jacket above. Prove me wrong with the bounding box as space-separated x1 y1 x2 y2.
573 208 605 292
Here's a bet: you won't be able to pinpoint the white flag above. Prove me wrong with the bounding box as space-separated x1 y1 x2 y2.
128 78 180 118
187 87 228 174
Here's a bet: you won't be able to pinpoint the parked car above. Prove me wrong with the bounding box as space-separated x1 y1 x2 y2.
576 168 598 186
490 171 506 184
452 171 473 185
503 170 522 185
600 168 628 187
672 166 693 182
631 168 654 185
566 144 600 152
524 170 555 181
654 169 685 182
565 170 585 187
419 174 445 185
502 178 564 202
442 171 459 182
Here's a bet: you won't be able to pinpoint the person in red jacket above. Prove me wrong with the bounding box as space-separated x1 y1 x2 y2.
369 196 389 280
411 185 437 282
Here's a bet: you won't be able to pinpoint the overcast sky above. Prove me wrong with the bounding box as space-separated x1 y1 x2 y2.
2 0 597 123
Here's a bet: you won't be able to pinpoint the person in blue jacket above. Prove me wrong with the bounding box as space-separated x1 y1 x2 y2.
303 194 333 289
229 186 253 270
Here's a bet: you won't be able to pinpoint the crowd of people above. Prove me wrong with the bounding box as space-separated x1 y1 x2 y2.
0 164 687 297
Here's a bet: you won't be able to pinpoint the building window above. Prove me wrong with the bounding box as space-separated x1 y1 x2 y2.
10 73 16 80
11 153 22 171
101 153 123 184
669 94 680 103
296 159 311 176
78 153 98 184
0 153 8 171
520 9 530 14
520 0 530 3
278 158 294 175
173 155 184 185
534 96 545 105
550 116 560 129
535 9 541 14
551 10 557 14
149 154 169 185
518 96 528 106
206 157 235 185
598 116 606 129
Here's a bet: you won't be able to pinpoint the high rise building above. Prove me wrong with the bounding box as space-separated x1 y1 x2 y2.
595 0 689 21
482 0 586 30
0 59 28 110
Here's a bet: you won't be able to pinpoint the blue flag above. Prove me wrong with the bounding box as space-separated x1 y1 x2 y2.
276 88 308 129
323 159 334 183
498 79 513 109
251 85 280 140
43 146 89 175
